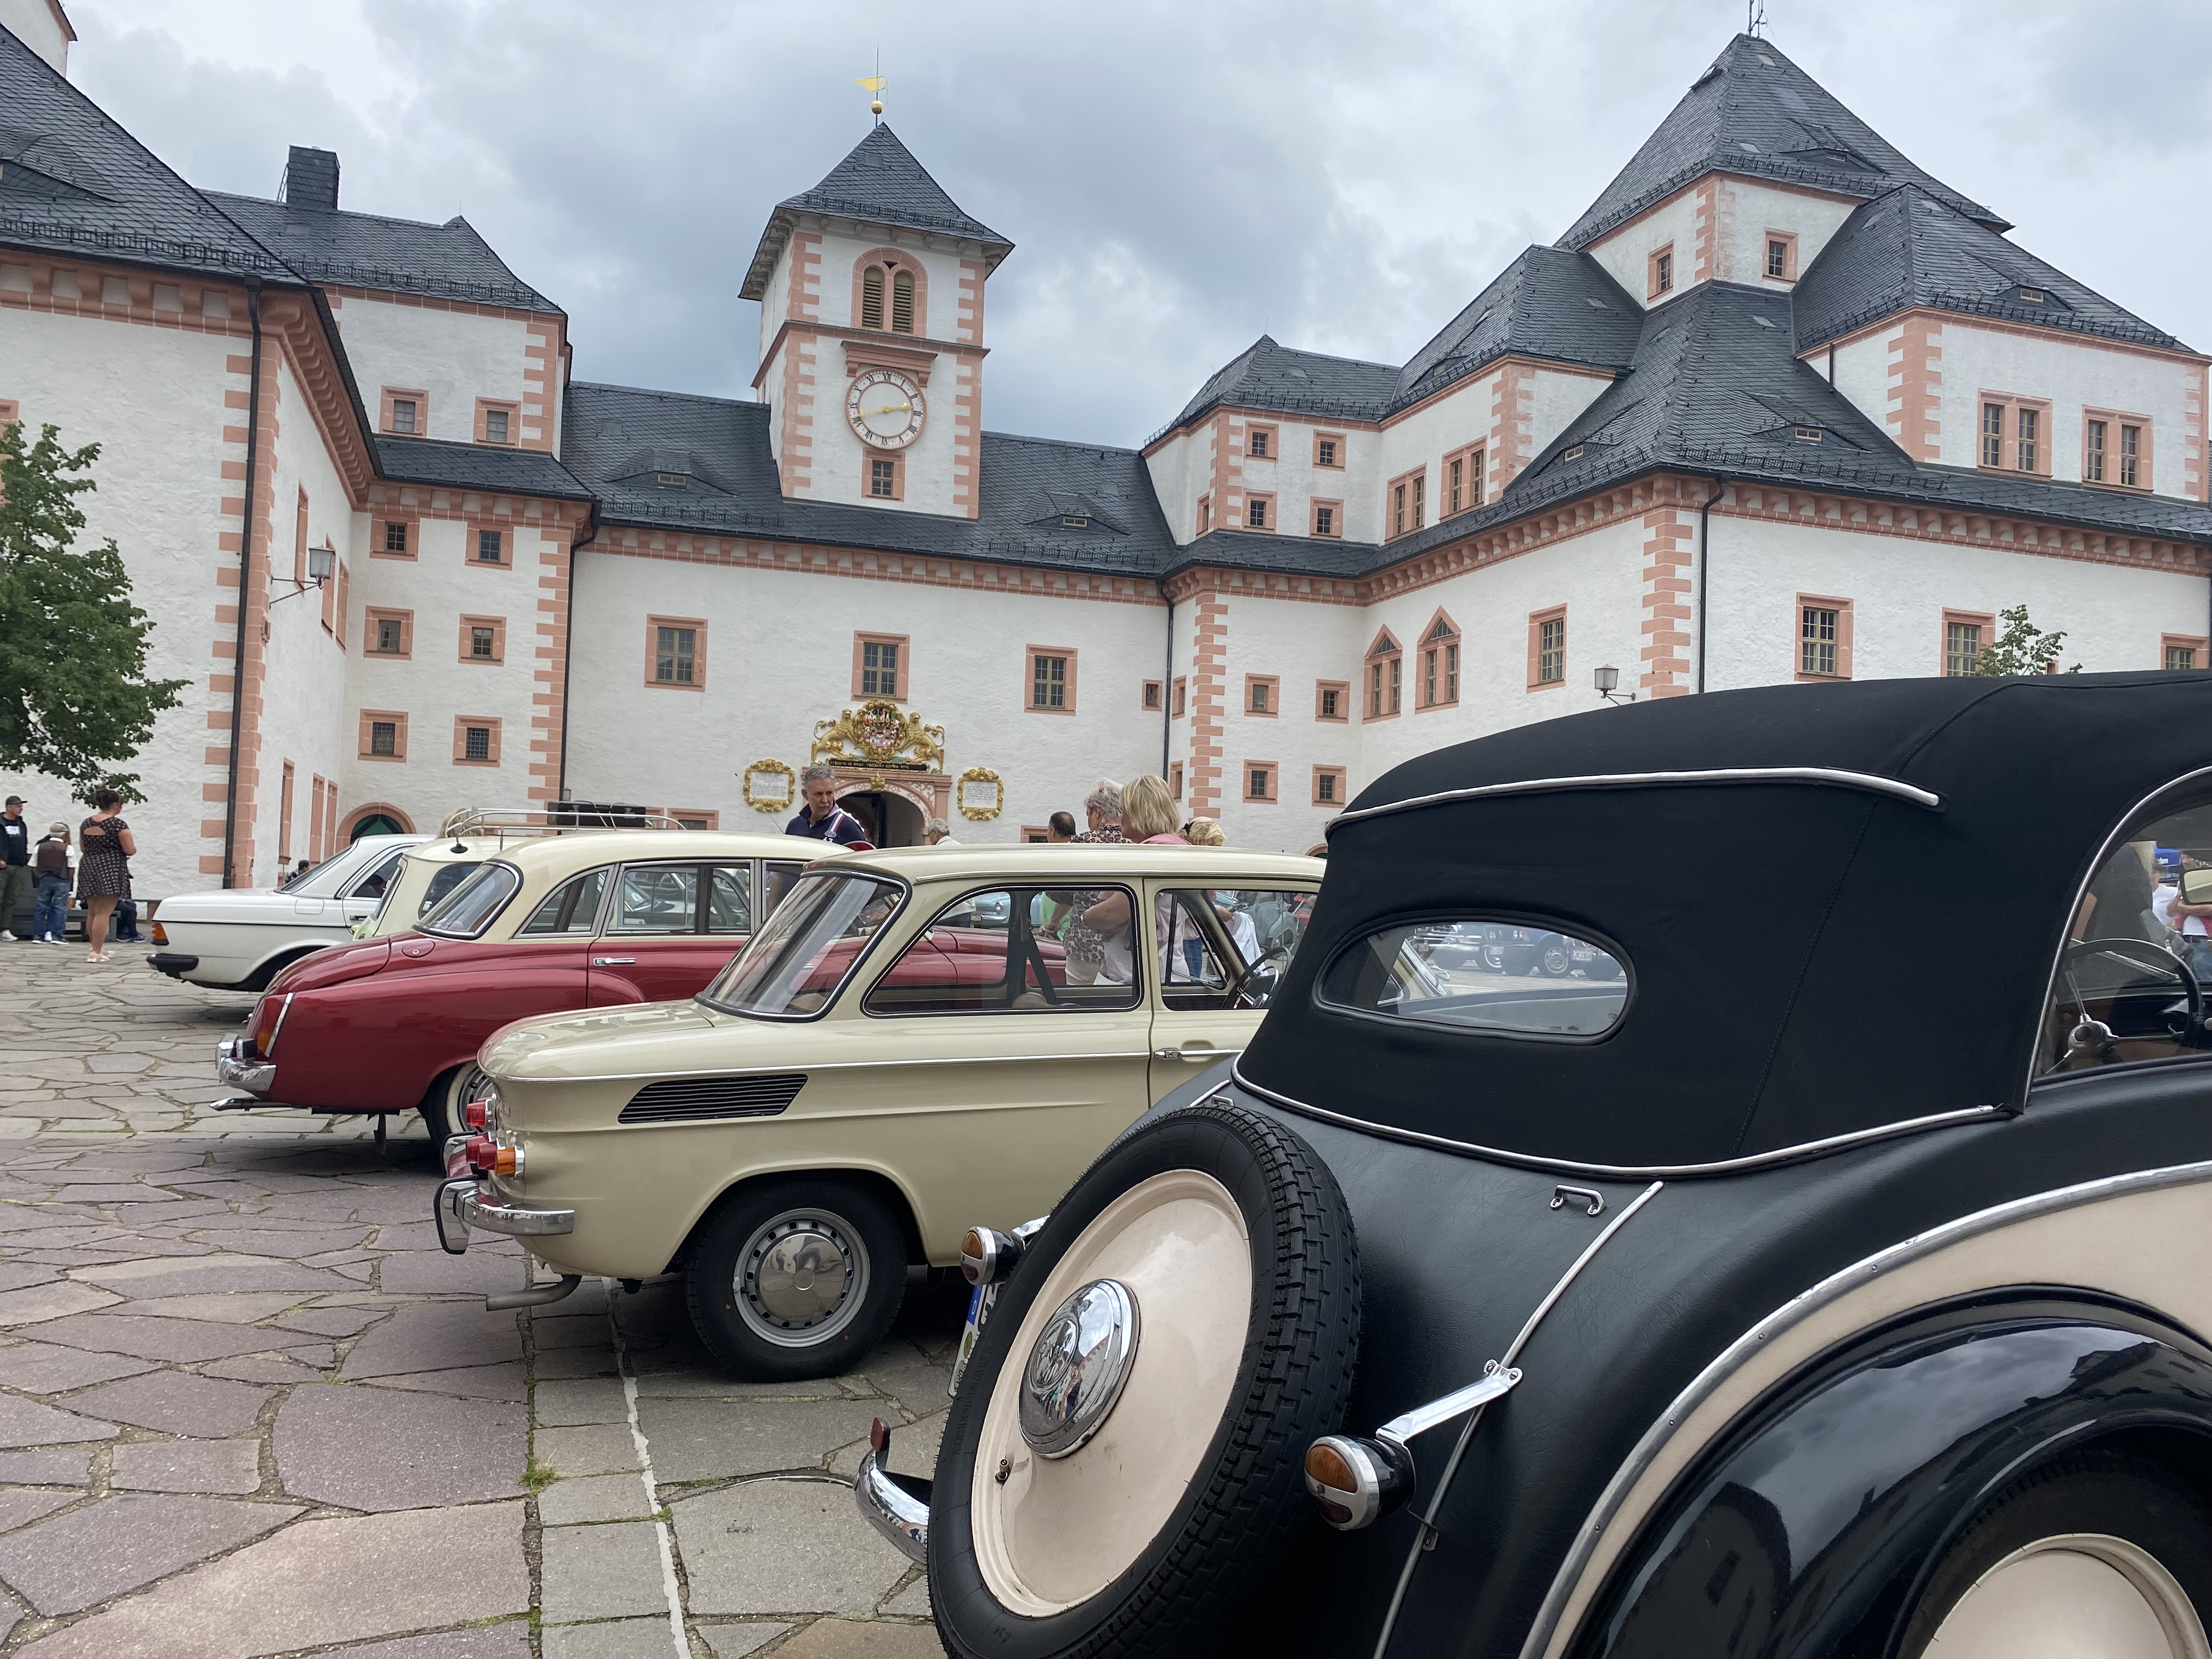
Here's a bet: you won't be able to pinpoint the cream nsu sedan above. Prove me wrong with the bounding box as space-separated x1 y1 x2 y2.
433 843 1322 1379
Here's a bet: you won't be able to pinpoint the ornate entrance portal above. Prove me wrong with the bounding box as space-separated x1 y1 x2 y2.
810 700 951 847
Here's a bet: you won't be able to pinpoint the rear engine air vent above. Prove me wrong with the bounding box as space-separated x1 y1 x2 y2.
618 1073 806 1125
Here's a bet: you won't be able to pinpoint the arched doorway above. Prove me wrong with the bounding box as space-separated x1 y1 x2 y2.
342 803 415 840
349 814 407 841
834 788 927 847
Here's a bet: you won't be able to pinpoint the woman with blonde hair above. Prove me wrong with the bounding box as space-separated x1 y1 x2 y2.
1119 774 1183 844
1182 817 1226 847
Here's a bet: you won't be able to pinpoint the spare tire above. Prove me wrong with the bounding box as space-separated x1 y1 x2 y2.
930 1101 1361 1659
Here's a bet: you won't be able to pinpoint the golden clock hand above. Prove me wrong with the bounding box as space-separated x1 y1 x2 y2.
864 402 912 417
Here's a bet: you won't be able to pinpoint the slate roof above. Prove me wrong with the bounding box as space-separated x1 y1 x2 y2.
562 382 1176 578
740 124 1012 301
208 191 560 313
1558 34 2005 251
0 24 291 279
374 436 595 501
1394 246 1644 405
1793 184 2188 354
1161 336 1402 434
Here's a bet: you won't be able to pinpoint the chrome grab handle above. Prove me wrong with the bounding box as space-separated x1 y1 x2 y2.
1152 1046 1242 1060
591 956 636 966
1375 1363 1523 1449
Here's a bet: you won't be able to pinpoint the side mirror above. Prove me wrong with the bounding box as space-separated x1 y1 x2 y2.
2184 868 2212 907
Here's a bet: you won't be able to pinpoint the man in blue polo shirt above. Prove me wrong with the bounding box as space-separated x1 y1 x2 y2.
787 765 870 846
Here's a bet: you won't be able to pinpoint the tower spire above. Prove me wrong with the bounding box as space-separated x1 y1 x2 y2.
854 52 886 124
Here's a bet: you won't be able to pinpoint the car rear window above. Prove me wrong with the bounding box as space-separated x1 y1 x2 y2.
699 872 904 1019
1317 918 1628 1039
420 862 522 939
417 861 482 918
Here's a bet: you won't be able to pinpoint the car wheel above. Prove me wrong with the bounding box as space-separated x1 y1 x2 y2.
1539 940 1573 976
930 1101 1361 1659
1479 941 1507 972
1900 1449 2212 1658
425 1064 490 1145
684 1177 906 1381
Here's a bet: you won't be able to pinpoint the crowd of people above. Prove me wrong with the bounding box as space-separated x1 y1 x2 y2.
1 791 140 959
778 764 1231 852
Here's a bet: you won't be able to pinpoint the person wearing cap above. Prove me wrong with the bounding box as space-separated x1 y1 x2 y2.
31 824 70 945
0 797 30 943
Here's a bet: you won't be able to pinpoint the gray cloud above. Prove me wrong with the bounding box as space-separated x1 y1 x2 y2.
64 0 2212 449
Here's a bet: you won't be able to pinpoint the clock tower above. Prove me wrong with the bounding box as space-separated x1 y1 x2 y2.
740 125 1013 521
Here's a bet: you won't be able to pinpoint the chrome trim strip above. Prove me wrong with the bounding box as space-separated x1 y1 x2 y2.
1513 1158 2212 1659
854 1448 929 1564
455 1187 575 1237
1328 767 1942 835
264 992 294 1056
1230 1062 2006 1179
511 1051 1153 1086
1373 1181 1666 1659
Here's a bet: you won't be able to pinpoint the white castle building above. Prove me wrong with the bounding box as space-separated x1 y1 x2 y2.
2 7 2207 895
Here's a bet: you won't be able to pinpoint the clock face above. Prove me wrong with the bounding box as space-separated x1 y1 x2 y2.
847 370 926 450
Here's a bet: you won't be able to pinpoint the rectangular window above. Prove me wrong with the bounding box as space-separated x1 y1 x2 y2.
1197 496 1211 535
1410 475 1424 529
464 725 490 760
1650 245 1674 297
453 718 501 766
1143 680 1162 711
2017 407 2039 473
2164 638 2204 671
1446 642 1459 703
656 627 696 685
2121 424 2142 488
857 636 902 698
1393 484 1406 537
1243 763 1278 803
1389 656 1401 714
377 618 402 653
1369 661 1384 718
870 459 896 498
1313 766 1345 806
366 608 414 658
1312 503 1338 538
470 625 495 661
1170 763 1183 799
1423 647 1437 708
1944 613 1993 678
1978 394 2051 475
1026 647 1077 713
1173 678 1187 718
1314 434 1342 468
1530 608 1567 689
370 721 397 757
391 398 416 434
382 521 409 555
476 399 518 445
1246 675 1278 716
1763 231 1797 281
476 529 505 565
1246 495 1271 529
1449 458 1463 515
2086 420 2107 483
1317 680 1347 722
1797 599 1853 680
484 409 509 444
1033 656 1067 708
1767 240 1787 278
1248 428 1270 458
382 388 427 436
1982 403 2005 469
279 760 295 862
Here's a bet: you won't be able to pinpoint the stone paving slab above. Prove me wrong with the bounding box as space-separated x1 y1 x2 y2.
0 1492 302 1615
540 1519 669 1623
672 1478 912 1616
109 1438 263 1494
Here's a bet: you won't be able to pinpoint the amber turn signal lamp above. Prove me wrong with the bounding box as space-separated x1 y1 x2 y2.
150 922 169 946
960 1227 1023 1286
1304 1434 1417 1532
491 1146 522 1177
464 1099 489 1130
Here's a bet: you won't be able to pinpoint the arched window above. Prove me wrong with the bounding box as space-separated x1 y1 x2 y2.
891 269 915 334
1420 611 1461 708
861 267 886 331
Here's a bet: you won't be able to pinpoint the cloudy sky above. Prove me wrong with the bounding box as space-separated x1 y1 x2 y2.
61 0 2212 449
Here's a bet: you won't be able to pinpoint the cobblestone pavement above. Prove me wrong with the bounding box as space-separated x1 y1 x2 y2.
0 940 959 1657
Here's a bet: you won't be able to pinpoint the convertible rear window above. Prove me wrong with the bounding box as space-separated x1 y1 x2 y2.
419 862 522 939
1318 919 1628 1038
699 872 904 1019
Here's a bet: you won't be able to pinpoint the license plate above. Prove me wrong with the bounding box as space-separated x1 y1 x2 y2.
950 1283 997 1398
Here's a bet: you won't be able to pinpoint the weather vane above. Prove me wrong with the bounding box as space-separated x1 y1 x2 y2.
854 50 886 124
1747 1 1768 36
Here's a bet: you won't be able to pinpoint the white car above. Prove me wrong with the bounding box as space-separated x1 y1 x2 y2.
148 834 426 991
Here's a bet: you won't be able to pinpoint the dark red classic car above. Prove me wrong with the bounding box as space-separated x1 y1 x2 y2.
213 832 832 1139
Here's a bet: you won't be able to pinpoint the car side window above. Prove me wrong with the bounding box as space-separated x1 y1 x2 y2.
763 860 807 917
517 867 612 936
2039 791 2212 1076
1159 888 1316 1011
1318 918 1629 1038
706 865 752 935
344 845 409 901
608 864 702 936
865 885 1141 1015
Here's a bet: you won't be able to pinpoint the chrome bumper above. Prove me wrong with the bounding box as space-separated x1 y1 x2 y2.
215 1035 273 1095
854 1448 930 1564
432 1173 575 1256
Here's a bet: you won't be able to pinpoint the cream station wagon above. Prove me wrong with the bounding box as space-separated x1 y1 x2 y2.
433 844 1323 1378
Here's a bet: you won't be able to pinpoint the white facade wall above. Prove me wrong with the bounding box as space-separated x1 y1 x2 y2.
1706 517 2212 689
250 352 355 884
1708 180 1860 286
1822 327 1901 439
1927 320 2199 495
1375 374 1493 520
1522 368 1616 481
1588 193 1702 308
330 295 536 447
0 300 238 898
1206 594 1364 852
0 1 67 71
563 554 1164 841
1144 430 1203 543
810 227 968 339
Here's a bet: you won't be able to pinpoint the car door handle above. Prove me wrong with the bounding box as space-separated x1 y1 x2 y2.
1154 1046 1242 1060
591 957 636 966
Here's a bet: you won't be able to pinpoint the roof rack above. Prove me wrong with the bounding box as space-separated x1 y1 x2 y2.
434 805 688 842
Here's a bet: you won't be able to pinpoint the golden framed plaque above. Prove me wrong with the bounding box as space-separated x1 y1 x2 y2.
956 766 1004 822
742 758 795 814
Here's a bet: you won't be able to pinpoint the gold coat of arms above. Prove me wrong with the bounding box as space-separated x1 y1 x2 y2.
810 700 947 771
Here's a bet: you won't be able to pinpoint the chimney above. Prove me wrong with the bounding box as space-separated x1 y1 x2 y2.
280 146 340 211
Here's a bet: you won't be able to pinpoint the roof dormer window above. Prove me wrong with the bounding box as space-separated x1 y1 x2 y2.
1562 444 1585 462
2019 287 2046 304
657 472 687 488
1793 426 1823 444
1060 515 1088 528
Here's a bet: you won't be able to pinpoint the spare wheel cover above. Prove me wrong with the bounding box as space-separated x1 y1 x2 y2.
931 1102 1362 1659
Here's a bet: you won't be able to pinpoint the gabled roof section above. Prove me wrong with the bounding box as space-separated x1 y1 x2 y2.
562 383 1178 578
1559 35 2005 251
373 436 594 501
1793 185 2191 354
207 192 560 313
1159 335 1401 437
740 124 1012 300
0 25 292 279
1395 247 1642 405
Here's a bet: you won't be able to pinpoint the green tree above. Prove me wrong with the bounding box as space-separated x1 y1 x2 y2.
0 420 189 802
1974 604 2081 677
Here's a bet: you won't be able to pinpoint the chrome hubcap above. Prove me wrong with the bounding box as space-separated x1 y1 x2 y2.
736 1210 866 1347
1018 1278 1139 1459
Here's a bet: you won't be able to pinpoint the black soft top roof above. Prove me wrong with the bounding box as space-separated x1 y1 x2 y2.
1239 673 2212 1170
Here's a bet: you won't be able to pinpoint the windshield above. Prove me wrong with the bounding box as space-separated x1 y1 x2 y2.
1318 919 1628 1038
419 862 522 939
699 871 904 1018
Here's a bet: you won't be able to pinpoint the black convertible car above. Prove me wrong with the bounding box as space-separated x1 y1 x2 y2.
861 672 2212 1659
